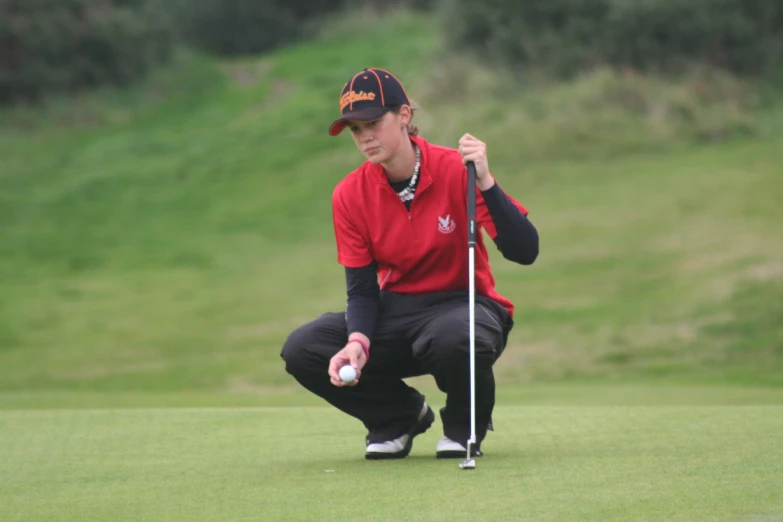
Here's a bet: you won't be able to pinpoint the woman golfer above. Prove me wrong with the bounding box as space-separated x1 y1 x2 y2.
281 67 539 460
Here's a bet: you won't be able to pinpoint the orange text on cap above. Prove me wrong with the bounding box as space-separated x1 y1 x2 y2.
340 91 376 111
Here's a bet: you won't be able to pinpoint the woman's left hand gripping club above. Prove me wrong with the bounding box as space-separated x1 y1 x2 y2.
458 133 495 191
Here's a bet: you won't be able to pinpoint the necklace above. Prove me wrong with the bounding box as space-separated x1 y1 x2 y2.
396 145 421 203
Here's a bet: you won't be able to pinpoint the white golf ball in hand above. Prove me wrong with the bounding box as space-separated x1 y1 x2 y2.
339 365 357 383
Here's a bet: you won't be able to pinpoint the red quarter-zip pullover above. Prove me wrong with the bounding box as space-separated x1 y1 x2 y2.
331 135 528 318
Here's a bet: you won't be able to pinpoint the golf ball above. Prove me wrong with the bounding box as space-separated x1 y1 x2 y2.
339 365 356 383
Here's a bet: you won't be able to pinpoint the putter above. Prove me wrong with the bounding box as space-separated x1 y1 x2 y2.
459 161 478 471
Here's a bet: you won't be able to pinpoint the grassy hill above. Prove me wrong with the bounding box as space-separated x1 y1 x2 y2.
1 9 782 405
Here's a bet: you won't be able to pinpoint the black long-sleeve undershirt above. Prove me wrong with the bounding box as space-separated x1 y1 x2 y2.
344 182 538 340
480 182 539 265
344 261 381 341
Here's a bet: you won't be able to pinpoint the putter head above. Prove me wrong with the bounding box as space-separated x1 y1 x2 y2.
459 459 476 470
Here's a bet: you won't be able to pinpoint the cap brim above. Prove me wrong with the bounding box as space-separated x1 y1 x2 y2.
328 106 391 136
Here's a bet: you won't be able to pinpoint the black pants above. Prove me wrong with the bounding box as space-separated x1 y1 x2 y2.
280 290 513 445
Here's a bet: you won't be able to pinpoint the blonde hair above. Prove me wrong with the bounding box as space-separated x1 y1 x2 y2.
390 104 419 136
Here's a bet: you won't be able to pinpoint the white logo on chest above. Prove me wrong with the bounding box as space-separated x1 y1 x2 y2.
438 214 456 234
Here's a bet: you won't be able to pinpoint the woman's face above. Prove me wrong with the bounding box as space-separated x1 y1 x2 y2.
347 108 410 164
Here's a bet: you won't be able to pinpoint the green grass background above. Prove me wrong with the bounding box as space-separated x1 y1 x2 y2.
1 8 782 521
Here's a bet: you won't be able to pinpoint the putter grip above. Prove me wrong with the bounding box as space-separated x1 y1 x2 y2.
466 161 477 247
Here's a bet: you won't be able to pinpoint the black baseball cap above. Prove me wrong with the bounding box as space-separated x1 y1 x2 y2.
328 67 411 136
